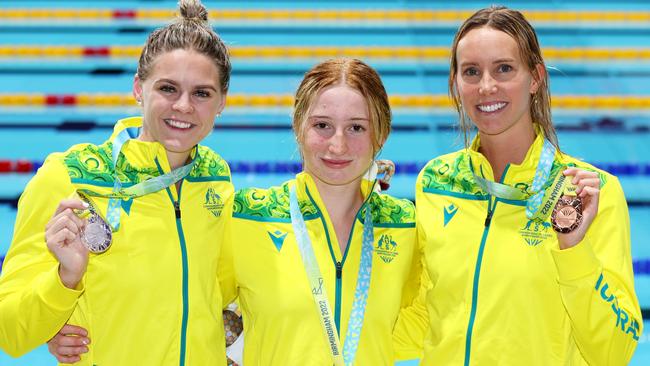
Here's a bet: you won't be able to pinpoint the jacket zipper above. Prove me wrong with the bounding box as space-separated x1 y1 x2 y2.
335 260 343 335
464 197 496 366
154 157 189 366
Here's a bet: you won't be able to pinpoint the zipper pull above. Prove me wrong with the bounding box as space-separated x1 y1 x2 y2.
335 261 342 279
484 209 492 227
174 201 181 219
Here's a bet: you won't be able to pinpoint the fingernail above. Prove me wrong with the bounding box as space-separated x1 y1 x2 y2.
82 202 89 208
82 339 88 345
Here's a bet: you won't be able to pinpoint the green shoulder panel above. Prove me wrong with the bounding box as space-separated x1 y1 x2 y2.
62 141 158 184
419 151 486 196
234 182 318 220
369 194 415 225
190 146 231 178
63 143 229 185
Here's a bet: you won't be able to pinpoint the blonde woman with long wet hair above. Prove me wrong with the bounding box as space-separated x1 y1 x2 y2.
413 6 642 365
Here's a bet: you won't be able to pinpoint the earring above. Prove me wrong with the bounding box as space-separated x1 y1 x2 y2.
136 99 142 106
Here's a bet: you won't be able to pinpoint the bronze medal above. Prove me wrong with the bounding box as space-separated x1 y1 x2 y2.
551 196 583 233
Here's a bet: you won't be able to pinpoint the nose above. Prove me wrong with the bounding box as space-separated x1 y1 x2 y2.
478 73 497 96
328 130 348 155
172 93 193 113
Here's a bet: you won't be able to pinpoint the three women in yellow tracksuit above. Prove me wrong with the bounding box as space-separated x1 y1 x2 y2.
0 1 235 365
40 4 643 366
414 6 642 365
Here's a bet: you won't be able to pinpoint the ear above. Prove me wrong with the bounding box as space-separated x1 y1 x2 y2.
216 91 227 115
132 74 143 104
529 64 546 94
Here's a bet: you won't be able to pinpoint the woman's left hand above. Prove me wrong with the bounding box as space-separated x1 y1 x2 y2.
556 168 601 250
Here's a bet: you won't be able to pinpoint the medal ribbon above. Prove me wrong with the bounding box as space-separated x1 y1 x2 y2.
79 126 196 231
290 184 374 366
471 139 559 220
528 168 577 222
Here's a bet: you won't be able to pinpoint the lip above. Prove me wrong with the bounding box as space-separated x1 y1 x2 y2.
476 101 508 113
163 118 196 131
321 158 352 168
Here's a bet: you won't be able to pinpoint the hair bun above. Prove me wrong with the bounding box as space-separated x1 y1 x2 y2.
179 0 208 22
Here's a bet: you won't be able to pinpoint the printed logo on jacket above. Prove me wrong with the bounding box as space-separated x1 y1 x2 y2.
519 218 553 246
375 234 398 263
203 188 224 217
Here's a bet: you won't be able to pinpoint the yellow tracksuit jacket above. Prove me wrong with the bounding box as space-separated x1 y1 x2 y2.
415 132 642 365
0 117 234 365
225 172 422 365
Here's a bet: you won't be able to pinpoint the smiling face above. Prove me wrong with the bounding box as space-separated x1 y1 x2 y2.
455 26 541 140
133 48 226 164
301 84 374 189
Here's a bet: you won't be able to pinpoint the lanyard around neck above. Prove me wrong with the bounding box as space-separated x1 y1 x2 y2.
289 184 374 366
471 139 561 220
79 126 196 230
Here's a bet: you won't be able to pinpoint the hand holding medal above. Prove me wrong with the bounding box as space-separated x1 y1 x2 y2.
553 168 601 250
75 194 113 254
44 195 91 289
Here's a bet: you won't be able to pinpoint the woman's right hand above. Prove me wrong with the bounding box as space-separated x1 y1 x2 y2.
45 199 90 289
48 324 90 364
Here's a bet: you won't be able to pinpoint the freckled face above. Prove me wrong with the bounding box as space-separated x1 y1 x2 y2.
301 84 374 188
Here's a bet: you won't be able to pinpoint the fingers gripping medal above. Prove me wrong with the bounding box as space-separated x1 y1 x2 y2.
74 193 113 253
551 182 583 233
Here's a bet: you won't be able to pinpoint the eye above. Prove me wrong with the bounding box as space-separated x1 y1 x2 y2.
159 84 176 93
313 121 329 129
194 89 211 98
462 67 479 77
349 124 366 133
497 64 513 73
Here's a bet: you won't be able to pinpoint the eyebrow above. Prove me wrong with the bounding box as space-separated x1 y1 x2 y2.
308 115 369 121
154 78 218 91
459 58 515 67
492 58 515 64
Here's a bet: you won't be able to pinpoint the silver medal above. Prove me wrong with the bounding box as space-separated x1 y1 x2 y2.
77 194 113 253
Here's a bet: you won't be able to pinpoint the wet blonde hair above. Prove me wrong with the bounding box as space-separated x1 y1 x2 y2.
136 0 231 92
292 58 391 156
449 6 558 150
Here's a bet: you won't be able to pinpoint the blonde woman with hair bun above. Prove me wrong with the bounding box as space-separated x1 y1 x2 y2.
0 0 235 364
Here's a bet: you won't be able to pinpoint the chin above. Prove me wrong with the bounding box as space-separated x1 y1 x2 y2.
162 138 196 150
318 172 364 187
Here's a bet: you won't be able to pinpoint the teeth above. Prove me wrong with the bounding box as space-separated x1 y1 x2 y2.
478 102 506 113
165 119 192 129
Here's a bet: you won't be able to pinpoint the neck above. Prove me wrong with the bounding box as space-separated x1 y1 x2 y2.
309 173 365 254
478 123 536 182
167 150 191 170
311 176 364 218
